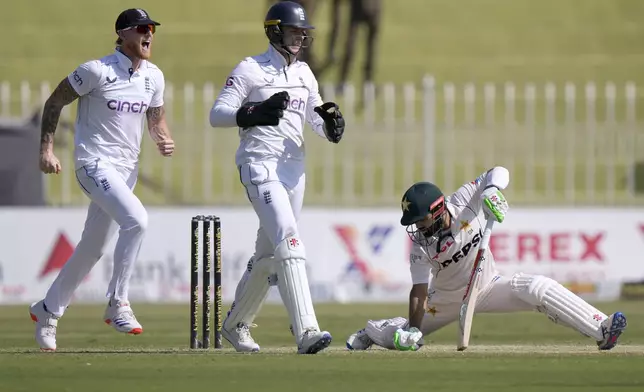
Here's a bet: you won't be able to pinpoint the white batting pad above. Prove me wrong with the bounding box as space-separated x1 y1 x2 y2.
275 236 318 341
224 257 271 329
511 273 606 340
365 317 409 350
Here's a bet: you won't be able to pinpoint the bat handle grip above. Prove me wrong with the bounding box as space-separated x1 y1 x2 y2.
479 219 496 250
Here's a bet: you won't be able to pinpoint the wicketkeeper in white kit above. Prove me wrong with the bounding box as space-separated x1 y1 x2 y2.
32 8 174 351
346 167 628 351
209 1 345 354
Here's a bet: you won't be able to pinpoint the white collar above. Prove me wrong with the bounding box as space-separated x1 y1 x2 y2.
267 44 294 67
114 48 147 74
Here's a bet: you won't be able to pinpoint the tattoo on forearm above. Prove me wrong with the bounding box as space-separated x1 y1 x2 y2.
40 78 79 148
146 106 169 141
146 105 164 125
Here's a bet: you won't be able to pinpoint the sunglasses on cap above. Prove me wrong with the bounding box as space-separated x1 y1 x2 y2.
121 24 156 34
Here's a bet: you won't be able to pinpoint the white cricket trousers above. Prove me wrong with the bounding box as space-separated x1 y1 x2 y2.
420 272 606 338
44 159 148 317
365 268 609 349
239 160 305 259
420 274 535 333
225 159 321 339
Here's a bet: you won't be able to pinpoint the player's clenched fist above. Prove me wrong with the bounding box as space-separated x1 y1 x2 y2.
39 151 62 174
236 91 290 128
156 138 174 157
314 102 345 144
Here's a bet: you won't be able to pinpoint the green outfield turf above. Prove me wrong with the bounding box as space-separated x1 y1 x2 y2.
1 301 643 391
2 0 644 86
2 0 643 207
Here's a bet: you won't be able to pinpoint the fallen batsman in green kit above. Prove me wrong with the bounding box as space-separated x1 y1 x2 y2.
345 166 628 351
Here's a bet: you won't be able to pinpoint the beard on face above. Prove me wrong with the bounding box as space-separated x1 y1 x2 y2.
123 37 152 60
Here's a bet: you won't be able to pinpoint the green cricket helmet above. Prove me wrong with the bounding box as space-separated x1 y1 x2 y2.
400 182 448 246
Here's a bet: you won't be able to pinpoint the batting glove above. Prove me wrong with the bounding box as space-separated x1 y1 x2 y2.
481 186 509 223
393 327 423 351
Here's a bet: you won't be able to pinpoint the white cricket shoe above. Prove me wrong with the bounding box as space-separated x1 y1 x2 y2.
597 312 627 351
346 328 374 351
29 300 58 351
103 300 143 334
222 322 260 352
297 329 332 354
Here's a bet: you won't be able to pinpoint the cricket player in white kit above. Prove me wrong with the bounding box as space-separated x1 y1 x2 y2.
31 8 174 351
209 1 345 354
346 167 628 351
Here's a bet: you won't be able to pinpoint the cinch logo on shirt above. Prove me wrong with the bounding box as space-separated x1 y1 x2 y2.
106 100 149 113
288 97 305 112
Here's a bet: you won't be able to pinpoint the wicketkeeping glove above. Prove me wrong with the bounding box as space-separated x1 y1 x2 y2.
314 102 345 144
481 186 509 223
236 91 289 128
393 327 424 351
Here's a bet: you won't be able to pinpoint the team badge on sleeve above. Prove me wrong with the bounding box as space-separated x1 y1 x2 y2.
225 77 235 87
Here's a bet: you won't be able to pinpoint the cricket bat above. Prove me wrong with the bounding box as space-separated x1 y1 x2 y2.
457 218 495 351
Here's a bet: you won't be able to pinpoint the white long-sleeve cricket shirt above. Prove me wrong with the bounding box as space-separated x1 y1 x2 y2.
209 45 327 166
408 166 511 297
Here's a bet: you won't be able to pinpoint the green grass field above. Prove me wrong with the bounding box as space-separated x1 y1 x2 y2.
1 301 643 391
2 0 644 86
2 0 643 207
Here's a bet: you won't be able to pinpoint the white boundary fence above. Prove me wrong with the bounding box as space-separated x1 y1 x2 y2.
1 76 641 206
